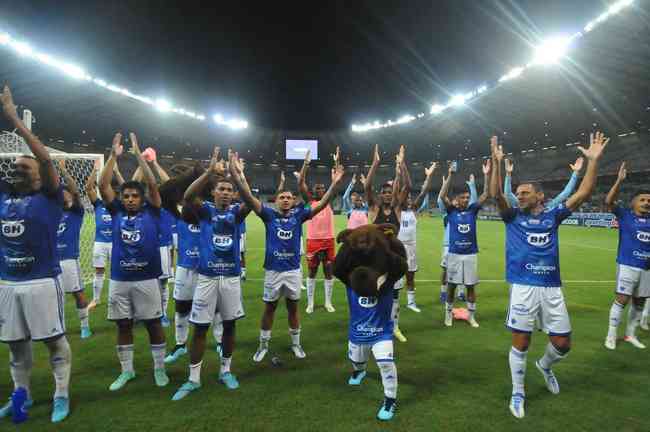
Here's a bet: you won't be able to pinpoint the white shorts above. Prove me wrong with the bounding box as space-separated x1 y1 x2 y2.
240 233 246 253
174 266 199 301
616 264 650 298
446 253 478 286
107 278 162 321
159 246 172 280
440 246 449 268
60 259 84 293
92 241 112 268
0 277 66 342
263 269 302 302
172 233 178 250
348 340 394 364
403 242 417 272
190 275 245 325
506 284 572 336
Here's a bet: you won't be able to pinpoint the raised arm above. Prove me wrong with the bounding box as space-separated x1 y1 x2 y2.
99 133 123 204
548 157 582 209
397 155 412 207
276 171 286 195
113 159 126 186
130 133 160 208
310 161 345 216
477 159 491 206
503 159 518 207
229 152 262 216
0 85 59 193
342 174 355 212
391 146 405 208
566 131 610 211
467 174 478 205
85 161 99 204
57 159 82 207
413 162 437 210
184 147 222 212
297 151 311 203
489 136 510 214
152 159 170 184
365 144 380 207
438 165 453 208
604 161 626 212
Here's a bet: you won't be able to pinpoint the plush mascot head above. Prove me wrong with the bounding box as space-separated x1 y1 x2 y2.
333 224 408 297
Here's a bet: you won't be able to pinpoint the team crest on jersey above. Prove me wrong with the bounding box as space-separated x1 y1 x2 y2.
57 222 66 235
458 224 470 234
101 214 112 223
526 232 551 247
212 234 233 251
637 231 650 243
358 296 378 308
277 228 293 240
188 224 200 233
121 229 142 244
1 220 25 238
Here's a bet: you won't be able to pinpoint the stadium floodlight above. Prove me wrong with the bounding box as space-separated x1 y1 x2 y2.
430 104 445 115
532 36 573 65
11 40 33 57
499 66 525 82
155 98 172 112
396 115 415 124
60 63 87 80
449 94 467 107
93 78 108 87
477 85 488 94
0 33 9 45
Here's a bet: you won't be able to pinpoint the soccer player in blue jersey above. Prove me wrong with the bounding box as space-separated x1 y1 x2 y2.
603 162 650 350
165 205 201 363
232 150 344 362
172 148 249 400
99 132 169 392
439 160 490 328
333 224 408 421
490 132 609 419
55 160 92 338
0 85 72 422
86 159 124 308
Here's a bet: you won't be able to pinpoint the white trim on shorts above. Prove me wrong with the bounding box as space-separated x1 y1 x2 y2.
505 283 572 336
159 245 172 279
616 264 650 298
348 339 395 364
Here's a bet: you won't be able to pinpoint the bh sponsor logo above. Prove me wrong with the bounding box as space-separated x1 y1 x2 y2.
526 232 550 247
188 224 200 233
1 220 25 238
277 228 293 240
458 224 470 234
357 296 378 308
212 234 233 251
121 229 142 244
636 231 650 243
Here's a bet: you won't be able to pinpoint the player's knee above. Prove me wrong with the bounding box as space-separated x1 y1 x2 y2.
115 319 134 332
551 337 571 354
175 300 192 314
222 320 236 333
632 296 645 308
616 294 630 305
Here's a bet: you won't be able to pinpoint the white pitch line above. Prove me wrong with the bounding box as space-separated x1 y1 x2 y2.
562 241 616 252
241 278 615 283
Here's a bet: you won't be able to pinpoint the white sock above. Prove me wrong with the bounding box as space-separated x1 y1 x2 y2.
391 298 400 328
241 267 246 278
509 347 527 396
446 301 454 313
48 337 71 399
538 343 567 370
643 301 650 320
160 280 169 316
407 290 416 305
117 344 134 374
189 361 202 384
377 361 398 399
9 340 32 399
213 314 223 344
175 312 190 346
608 301 625 338
324 278 334 306
77 307 89 329
467 301 476 319
440 284 447 294
151 343 166 370
307 278 316 306
625 304 643 337
289 327 301 345
220 356 232 374
92 274 104 302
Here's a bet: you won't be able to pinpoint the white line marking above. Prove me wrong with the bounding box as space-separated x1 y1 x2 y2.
241 278 615 284
562 241 616 252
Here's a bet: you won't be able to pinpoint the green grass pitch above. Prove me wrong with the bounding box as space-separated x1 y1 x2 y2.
3 215 648 431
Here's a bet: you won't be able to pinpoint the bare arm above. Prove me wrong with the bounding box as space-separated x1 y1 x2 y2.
438 166 453 208
152 159 170 184
99 133 123 204
0 85 59 193
390 145 405 208
184 147 222 213
130 133 160 209
397 156 412 207
605 162 626 212
85 162 99 204
566 132 610 211
297 151 311 203
57 159 82 207
132 166 143 182
413 162 437 209
365 144 380 207
489 136 510 214
230 152 263 215
276 171 286 194
477 159 491 206
311 163 345 216
113 160 126 186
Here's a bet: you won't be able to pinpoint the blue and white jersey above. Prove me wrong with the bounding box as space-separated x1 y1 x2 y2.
93 199 113 243
347 285 394 345
613 206 650 270
260 205 312 272
240 219 246 234
197 202 242 277
108 199 162 281
503 203 572 287
57 205 84 260
447 203 481 255
176 219 200 270
159 208 174 247
0 183 63 281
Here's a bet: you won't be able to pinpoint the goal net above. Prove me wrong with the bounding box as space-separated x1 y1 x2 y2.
0 130 104 285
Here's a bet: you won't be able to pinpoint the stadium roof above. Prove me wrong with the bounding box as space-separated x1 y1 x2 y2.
0 0 648 163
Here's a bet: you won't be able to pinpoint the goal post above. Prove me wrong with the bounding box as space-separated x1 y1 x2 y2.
0 130 105 285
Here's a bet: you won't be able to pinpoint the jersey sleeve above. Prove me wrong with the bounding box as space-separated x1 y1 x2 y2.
553 203 573 223
259 205 275 222
107 198 123 215
198 201 211 221
299 205 313 223
501 207 518 223
611 205 626 219
468 202 481 214
92 198 103 209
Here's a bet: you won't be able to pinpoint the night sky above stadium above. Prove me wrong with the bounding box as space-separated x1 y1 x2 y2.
0 0 607 131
